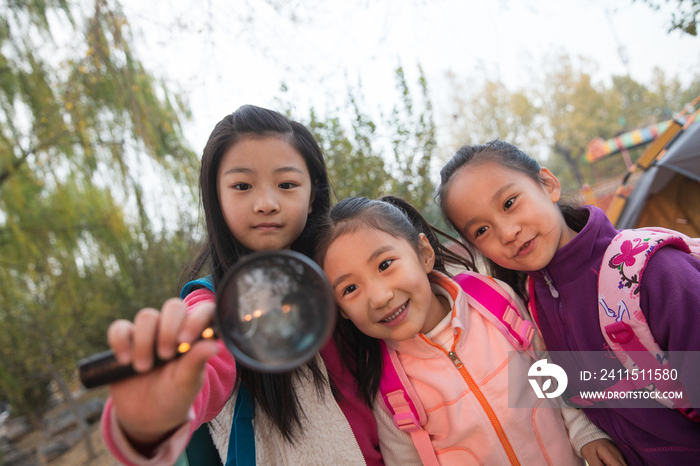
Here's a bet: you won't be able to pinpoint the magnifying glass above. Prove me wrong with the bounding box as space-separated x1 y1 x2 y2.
78 250 336 388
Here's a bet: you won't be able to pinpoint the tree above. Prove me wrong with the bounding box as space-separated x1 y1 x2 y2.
445 71 540 155
386 66 438 216
443 61 583 186
0 0 199 458
541 57 700 190
307 92 390 201
537 55 620 189
444 53 700 193
301 66 440 219
635 0 700 36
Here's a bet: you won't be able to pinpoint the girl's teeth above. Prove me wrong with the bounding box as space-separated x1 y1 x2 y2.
382 303 407 323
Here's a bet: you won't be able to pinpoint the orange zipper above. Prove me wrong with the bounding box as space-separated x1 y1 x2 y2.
420 329 521 466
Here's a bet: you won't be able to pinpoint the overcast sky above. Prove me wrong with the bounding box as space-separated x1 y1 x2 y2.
120 0 699 152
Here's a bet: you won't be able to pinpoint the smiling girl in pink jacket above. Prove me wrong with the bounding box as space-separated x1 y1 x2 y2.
316 195 626 466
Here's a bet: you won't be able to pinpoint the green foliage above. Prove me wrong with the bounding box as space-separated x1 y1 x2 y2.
387 66 437 216
308 101 388 201
303 66 439 221
0 0 199 421
539 55 618 188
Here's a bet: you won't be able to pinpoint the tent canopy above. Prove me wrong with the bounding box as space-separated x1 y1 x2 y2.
616 121 700 236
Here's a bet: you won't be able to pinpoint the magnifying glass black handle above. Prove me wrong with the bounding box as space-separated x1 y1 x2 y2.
78 328 215 389
78 350 152 389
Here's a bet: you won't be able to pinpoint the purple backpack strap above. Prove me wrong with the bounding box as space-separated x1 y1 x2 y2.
379 341 439 466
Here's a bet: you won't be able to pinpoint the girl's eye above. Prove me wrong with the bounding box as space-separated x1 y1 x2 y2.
279 182 297 189
342 284 358 296
474 226 488 238
378 259 393 272
504 197 515 210
233 183 252 191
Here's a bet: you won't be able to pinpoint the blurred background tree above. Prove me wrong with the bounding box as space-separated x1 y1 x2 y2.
446 70 540 153
295 66 440 220
307 92 389 200
444 53 699 192
634 0 700 36
0 0 200 455
386 66 437 216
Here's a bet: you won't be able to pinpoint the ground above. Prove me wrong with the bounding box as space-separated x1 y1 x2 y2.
52 386 117 466
49 422 117 466
11 386 119 466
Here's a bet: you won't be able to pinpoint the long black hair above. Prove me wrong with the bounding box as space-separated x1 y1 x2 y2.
436 140 588 302
315 195 475 406
182 105 331 442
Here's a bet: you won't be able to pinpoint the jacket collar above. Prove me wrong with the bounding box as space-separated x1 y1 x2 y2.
526 205 617 288
385 271 468 358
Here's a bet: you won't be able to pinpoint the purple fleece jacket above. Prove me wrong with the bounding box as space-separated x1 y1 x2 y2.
526 205 700 466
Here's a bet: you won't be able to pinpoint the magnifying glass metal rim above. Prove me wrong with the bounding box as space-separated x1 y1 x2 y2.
215 249 337 373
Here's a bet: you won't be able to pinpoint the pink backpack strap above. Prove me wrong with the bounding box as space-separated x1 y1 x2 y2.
592 227 700 420
379 341 439 466
570 321 698 420
526 276 540 329
453 272 535 352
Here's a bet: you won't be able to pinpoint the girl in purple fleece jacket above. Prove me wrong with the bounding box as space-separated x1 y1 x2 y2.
436 140 700 466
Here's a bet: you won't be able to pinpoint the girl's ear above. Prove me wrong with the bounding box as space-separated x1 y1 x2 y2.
338 306 349 319
417 233 436 273
308 190 316 214
539 167 562 203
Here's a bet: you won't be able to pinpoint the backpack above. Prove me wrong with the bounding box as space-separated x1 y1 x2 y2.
530 227 700 421
377 271 536 466
177 277 257 466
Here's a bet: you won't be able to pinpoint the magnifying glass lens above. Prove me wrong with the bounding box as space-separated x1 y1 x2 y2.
217 250 335 372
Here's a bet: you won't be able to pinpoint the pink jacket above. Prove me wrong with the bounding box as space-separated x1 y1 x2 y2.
383 272 583 465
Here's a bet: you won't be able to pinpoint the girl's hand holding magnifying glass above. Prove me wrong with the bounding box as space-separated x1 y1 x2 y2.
106 299 219 447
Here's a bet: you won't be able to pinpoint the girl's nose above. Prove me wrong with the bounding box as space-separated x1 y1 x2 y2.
499 221 521 244
368 281 394 310
254 188 280 214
